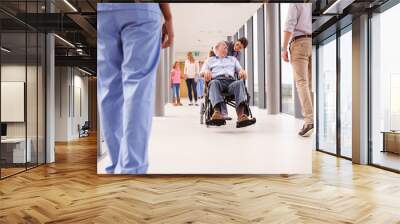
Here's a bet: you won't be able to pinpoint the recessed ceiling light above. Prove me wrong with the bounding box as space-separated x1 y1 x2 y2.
54 34 75 48
78 67 93 76
63 0 78 12
323 0 354 15
1 47 11 53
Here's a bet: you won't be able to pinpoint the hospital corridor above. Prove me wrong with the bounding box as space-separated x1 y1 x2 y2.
96 3 314 174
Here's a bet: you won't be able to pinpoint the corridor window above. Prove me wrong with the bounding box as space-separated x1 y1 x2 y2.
253 10 259 107
317 36 337 155
280 3 294 115
339 28 352 158
371 3 400 171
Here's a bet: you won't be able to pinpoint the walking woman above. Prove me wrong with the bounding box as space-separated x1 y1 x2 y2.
196 61 205 100
170 61 182 106
197 49 215 100
184 52 199 106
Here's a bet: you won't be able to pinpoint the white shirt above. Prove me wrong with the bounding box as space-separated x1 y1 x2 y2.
283 3 312 39
184 60 199 79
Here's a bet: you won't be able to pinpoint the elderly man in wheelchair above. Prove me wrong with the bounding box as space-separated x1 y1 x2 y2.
200 41 256 128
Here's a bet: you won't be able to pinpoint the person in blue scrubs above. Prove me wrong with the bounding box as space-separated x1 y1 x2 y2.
97 3 173 174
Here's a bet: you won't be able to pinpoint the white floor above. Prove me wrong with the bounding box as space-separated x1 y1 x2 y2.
98 99 313 174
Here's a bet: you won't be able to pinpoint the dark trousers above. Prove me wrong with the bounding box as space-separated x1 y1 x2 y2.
186 78 197 102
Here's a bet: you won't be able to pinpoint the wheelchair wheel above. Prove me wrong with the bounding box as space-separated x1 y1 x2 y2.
200 103 205 124
205 101 213 124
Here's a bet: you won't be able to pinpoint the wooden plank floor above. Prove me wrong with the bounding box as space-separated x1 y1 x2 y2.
1 134 400 224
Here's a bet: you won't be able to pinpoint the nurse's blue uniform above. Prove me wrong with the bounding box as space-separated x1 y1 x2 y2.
97 3 162 174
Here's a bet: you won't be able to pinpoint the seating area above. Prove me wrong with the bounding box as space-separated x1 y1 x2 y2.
79 121 90 138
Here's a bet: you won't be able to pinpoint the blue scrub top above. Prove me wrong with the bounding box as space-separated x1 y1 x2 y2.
97 3 161 15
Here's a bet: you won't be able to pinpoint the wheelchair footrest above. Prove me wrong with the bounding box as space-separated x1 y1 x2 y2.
236 117 256 128
206 119 226 126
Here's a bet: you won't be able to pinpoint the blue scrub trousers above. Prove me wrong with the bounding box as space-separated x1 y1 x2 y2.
197 78 205 98
97 6 161 174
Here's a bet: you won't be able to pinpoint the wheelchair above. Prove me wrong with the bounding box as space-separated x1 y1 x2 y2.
200 76 255 128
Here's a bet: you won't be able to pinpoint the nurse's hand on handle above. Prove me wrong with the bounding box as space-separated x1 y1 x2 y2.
204 71 212 82
160 3 174 49
239 69 247 80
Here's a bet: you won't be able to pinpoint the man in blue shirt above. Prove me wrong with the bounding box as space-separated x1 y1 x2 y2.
97 3 173 174
201 41 256 128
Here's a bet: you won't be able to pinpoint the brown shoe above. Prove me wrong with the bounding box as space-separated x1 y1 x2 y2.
177 97 182 106
207 110 226 126
236 114 256 128
212 111 223 120
298 124 314 137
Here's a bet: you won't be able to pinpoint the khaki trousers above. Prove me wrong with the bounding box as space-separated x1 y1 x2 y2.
290 38 313 125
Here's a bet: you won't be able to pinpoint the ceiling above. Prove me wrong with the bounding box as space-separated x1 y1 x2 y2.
0 0 98 73
1 1 263 72
170 3 262 57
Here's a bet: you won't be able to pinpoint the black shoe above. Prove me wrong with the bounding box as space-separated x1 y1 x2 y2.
298 124 314 137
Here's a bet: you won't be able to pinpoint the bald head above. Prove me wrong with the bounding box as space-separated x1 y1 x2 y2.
214 41 228 57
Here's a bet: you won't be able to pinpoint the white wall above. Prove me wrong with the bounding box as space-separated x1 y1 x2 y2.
1 82 24 122
71 73 89 138
55 66 68 141
1 65 32 138
1 66 25 125
1 64 46 163
54 67 89 141
1 65 26 81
